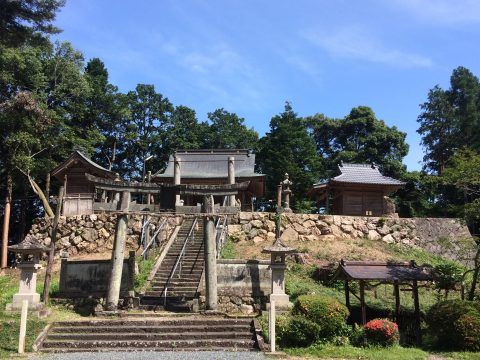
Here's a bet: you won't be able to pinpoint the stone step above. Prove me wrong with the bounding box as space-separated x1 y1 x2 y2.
47 332 253 341
51 324 251 334
41 339 256 350
51 319 252 327
150 287 198 292
144 291 197 297
151 281 199 287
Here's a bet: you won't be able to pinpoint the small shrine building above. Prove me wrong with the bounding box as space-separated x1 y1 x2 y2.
308 163 405 217
50 151 119 216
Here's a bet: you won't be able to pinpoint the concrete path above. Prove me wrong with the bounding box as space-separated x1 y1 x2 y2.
29 351 268 360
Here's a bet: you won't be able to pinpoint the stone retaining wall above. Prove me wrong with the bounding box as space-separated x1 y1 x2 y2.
28 214 180 258
199 259 271 314
229 213 475 264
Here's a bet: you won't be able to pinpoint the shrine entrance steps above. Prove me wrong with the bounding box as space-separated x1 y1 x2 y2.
36 317 259 352
141 218 204 311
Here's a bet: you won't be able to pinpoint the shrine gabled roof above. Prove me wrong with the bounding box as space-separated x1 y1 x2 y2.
313 163 405 187
335 260 434 282
153 149 265 179
51 150 118 181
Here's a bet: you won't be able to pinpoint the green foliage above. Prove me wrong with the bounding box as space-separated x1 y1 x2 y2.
363 319 400 347
294 295 349 339
305 106 409 180
293 198 317 214
426 299 480 350
283 316 322 347
433 262 464 295
0 0 65 47
418 67 480 175
220 237 237 259
257 102 321 205
205 108 259 150
454 311 480 351
134 250 161 292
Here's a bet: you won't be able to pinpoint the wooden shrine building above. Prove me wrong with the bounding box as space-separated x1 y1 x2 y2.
51 151 119 216
152 149 265 211
308 163 405 216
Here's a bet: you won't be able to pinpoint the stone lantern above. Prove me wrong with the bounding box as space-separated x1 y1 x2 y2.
6 235 49 311
262 237 295 309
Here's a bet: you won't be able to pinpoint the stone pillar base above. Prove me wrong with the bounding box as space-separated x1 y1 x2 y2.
268 294 292 312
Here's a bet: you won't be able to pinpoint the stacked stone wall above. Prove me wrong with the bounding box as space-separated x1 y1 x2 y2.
28 214 180 258
229 213 475 264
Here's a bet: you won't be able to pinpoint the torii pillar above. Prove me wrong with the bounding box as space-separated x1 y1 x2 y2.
203 195 217 310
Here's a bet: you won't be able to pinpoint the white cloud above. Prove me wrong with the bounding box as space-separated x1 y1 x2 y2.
391 0 480 25
302 27 433 68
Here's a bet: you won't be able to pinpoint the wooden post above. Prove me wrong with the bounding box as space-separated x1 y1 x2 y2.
345 280 350 309
147 171 152 205
1 193 11 270
269 300 276 353
413 280 422 346
43 186 64 304
394 280 401 324
106 191 130 311
228 157 236 207
18 299 28 353
174 156 181 206
360 280 366 325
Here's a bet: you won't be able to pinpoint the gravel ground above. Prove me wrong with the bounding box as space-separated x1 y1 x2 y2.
28 351 268 360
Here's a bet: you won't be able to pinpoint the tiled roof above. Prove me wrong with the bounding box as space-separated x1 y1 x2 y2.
51 150 117 180
154 149 264 179
322 163 405 186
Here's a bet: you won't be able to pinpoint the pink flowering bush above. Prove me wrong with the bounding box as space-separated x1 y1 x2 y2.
363 318 400 346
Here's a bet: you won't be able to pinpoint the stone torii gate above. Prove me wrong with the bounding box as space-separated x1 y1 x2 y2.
84 174 248 311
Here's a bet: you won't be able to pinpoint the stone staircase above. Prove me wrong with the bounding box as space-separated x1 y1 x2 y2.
141 218 204 311
36 317 259 352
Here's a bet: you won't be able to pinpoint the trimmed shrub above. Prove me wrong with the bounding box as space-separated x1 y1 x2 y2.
454 311 480 351
426 299 480 350
363 318 400 347
294 295 349 339
282 316 322 347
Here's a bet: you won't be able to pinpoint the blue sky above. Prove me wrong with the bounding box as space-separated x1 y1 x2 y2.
53 0 480 171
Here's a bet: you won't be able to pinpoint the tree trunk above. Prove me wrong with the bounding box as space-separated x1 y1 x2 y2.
45 172 51 200
29 176 54 217
468 247 480 300
1 172 13 270
43 186 64 304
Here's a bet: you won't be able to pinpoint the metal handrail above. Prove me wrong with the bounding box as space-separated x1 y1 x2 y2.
140 215 151 247
141 218 167 258
163 217 198 305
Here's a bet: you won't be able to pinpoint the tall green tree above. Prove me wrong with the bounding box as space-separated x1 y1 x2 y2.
257 102 321 204
162 105 210 156
305 106 409 179
85 58 128 171
205 108 259 150
119 84 173 179
0 0 65 47
418 66 480 174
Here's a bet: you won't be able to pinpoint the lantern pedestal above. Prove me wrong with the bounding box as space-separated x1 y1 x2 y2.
6 235 49 314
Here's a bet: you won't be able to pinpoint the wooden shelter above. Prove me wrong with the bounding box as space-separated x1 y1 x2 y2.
308 163 405 216
51 151 119 216
335 260 435 345
152 149 265 211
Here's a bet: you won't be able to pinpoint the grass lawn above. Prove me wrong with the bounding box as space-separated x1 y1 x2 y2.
0 270 83 358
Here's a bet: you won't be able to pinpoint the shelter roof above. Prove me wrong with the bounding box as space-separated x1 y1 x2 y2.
153 149 264 179
51 151 118 181
335 260 434 282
